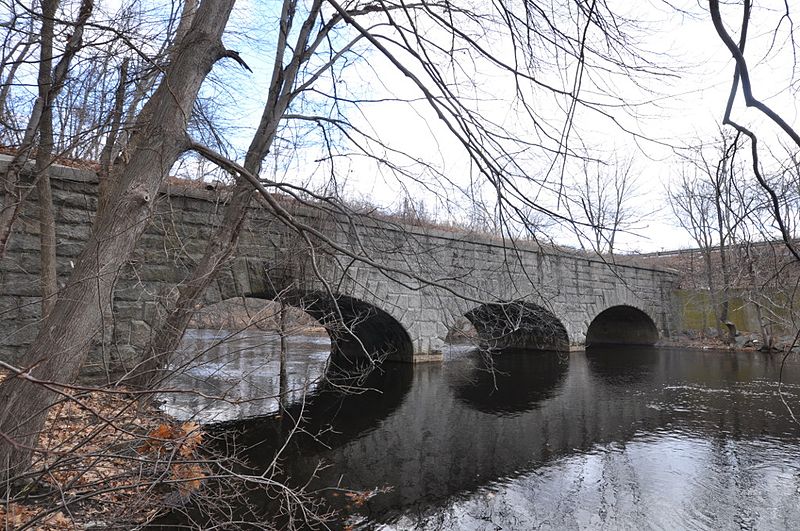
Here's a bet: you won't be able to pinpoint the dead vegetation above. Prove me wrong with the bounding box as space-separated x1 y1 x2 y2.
0 370 212 529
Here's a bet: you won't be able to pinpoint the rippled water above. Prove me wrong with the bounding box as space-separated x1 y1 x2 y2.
160 329 330 422
163 332 800 529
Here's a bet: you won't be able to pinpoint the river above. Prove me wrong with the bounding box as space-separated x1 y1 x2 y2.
161 329 800 530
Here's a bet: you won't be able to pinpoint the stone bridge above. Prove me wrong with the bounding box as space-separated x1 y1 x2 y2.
0 161 678 367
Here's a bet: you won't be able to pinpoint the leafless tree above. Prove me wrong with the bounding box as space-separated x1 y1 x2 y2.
0 0 240 485
708 0 800 261
668 130 752 343
566 156 641 255
0 0 680 524
0 0 94 263
0 3 36 142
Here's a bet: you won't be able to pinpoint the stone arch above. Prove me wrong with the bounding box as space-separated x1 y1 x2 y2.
586 304 659 346
464 301 569 352
220 258 414 362
242 289 414 363
301 293 414 363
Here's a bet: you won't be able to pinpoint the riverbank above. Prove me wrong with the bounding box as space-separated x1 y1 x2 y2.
658 330 799 353
0 378 205 530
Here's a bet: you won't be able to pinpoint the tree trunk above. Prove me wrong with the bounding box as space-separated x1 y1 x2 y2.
752 298 773 351
35 129 58 319
131 181 254 387
0 35 34 130
0 0 236 487
0 0 93 260
133 0 322 388
97 58 129 220
718 236 733 344
745 247 773 350
35 0 59 319
701 250 723 338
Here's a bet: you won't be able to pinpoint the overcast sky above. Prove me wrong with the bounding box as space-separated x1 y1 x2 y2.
190 0 800 254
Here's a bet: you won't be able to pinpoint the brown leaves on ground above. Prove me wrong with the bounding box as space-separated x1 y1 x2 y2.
2 387 208 530
140 420 203 457
140 420 208 496
171 463 207 497
0 505 72 530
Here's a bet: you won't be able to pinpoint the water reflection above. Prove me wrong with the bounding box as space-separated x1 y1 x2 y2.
229 362 415 454
382 432 800 530
446 350 568 415
163 334 800 529
257 348 800 528
159 329 331 422
587 347 800 439
585 345 661 385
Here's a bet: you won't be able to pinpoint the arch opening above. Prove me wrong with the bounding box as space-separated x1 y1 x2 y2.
464 301 569 352
188 296 327 335
163 292 413 421
586 305 658 346
275 292 414 364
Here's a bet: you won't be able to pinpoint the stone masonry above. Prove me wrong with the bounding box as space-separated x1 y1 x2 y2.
0 159 679 366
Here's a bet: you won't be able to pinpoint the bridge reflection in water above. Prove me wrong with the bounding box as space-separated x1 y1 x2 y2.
162 334 800 529
159 328 333 422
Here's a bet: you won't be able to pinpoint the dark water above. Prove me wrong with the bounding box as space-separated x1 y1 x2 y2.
164 332 800 530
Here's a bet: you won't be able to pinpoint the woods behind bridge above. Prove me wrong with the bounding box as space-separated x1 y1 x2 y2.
1 0 800 528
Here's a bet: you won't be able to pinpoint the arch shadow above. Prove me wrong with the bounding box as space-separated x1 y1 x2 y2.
447 350 569 415
162 363 415 529
585 345 661 386
212 360 415 451
464 301 569 352
586 305 659 346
